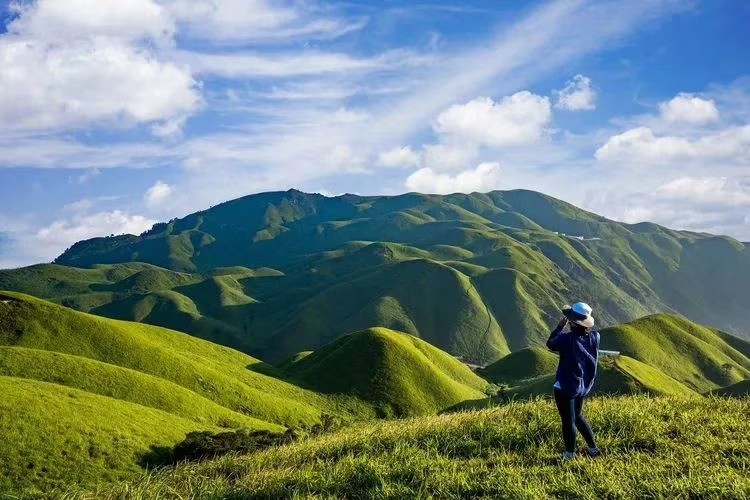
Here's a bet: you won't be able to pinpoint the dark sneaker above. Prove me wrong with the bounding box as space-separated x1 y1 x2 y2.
584 447 602 458
562 451 576 461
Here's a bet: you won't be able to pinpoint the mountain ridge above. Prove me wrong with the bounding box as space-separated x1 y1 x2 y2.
3 188 750 363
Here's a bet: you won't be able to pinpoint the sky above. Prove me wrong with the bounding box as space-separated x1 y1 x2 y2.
1 0 749 268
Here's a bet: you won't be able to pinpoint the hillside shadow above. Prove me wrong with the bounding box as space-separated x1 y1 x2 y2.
138 445 174 469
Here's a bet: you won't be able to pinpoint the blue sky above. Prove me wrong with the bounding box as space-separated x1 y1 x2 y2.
1 0 749 268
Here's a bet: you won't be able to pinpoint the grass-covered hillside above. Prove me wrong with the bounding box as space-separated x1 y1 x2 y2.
283 327 489 416
479 346 559 385
3 189 750 364
0 292 379 496
75 396 750 499
457 313 750 408
599 314 750 392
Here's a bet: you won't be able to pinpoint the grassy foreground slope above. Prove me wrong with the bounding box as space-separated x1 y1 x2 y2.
77 396 750 499
284 328 489 416
0 292 373 428
0 377 217 496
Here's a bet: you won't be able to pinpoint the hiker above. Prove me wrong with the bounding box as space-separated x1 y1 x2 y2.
546 302 602 461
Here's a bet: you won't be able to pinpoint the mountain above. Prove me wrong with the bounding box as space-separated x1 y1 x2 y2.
3 189 750 364
77 396 750 499
282 327 489 416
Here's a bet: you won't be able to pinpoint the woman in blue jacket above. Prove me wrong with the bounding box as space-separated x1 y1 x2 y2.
546 302 602 461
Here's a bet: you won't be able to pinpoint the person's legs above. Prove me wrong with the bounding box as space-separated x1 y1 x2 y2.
553 389 577 454
574 397 597 449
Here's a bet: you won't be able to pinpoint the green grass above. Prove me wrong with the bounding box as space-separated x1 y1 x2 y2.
462 355 697 410
712 379 750 397
284 328 488 416
0 346 278 431
73 396 750 499
0 292 373 428
600 314 750 392
479 347 559 385
0 376 216 497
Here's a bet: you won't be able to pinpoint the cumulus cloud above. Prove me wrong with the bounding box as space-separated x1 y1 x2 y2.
595 125 750 164
377 146 420 169
405 162 502 194
421 143 480 172
555 74 596 111
655 176 750 206
0 0 200 133
34 210 155 258
144 181 174 207
659 93 719 124
433 92 551 147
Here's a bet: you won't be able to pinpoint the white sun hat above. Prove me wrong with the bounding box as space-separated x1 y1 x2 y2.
562 302 595 328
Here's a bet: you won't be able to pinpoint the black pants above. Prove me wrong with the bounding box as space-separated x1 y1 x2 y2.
553 389 596 453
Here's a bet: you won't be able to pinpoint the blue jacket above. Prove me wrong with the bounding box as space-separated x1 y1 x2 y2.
546 325 600 398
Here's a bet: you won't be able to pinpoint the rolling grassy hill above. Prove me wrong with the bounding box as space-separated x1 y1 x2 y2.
0 292 381 496
462 313 749 407
0 376 220 496
74 396 750 499
283 327 489 416
0 292 372 428
712 379 750 397
599 314 750 392
478 346 559 385
3 189 750 365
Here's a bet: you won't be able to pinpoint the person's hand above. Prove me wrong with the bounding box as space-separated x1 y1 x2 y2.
557 318 569 329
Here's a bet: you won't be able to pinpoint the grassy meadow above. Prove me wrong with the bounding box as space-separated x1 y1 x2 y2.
71 396 750 499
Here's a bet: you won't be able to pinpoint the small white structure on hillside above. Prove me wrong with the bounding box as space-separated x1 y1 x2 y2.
600 350 621 358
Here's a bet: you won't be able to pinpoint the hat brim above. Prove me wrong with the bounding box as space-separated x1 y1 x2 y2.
562 307 595 328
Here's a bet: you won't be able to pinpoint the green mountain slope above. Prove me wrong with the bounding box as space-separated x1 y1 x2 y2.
284 327 488 416
478 346 559 385
711 379 750 397
0 376 217 496
3 189 750 363
77 396 750 499
0 292 372 428
503 356 696 399
471 314 749 403
599 314 750 392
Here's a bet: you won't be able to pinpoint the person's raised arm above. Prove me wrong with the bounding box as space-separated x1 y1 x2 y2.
546 318 568 352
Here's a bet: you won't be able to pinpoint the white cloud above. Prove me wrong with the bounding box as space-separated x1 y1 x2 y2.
34 210 155 258
9 0 175 43
377 146 420 169
421 143 480 172
162 0 365 43
655 176 750 206
555 74 596 111
595 125 750 165
433 92 552 147
0 0 200 133
405 162 503 194
144 181 174 207
659 93 719 124
178 49 425 79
